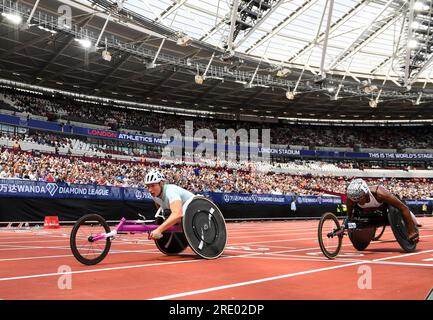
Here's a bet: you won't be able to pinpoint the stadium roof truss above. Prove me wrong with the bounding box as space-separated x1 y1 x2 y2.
1 0 433 121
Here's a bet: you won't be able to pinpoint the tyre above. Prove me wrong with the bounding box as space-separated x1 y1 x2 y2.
348 227 375 251
318 212 343 259
154 217 189 255
388 206 418 252
70 214 111 265
183 197 227 259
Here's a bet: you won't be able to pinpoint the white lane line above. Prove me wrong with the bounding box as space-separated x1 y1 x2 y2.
0 240 71 244
1 228 429 258
240 252 433 268
0 241 156 251
229 236 319 245
370 248 433 262
149 262 366 300
230 233 433 258
226 220 433 231
0 245 72 251
240 255 366 263
369 260 433 267
227 226 319 234
1 221 432 281
0 259 209 282
0 248 161 262
0 237 355 282
0 250 277 282
228 231 320 240
149 248 433 300
211 252 433 268
228 230 433 246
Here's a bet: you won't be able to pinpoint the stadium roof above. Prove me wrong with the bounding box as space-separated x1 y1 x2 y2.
2 0 433 121
124 0 407 77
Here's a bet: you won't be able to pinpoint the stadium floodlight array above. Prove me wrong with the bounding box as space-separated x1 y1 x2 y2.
1 11 22 25
3 0 433 107
74 38 92 49
398 0 433 86
37 25 57 34
176 34 193 47
285 91 295 100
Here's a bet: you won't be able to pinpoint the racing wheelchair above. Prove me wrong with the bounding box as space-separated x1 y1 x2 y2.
318 204 419 259
70 196 227 265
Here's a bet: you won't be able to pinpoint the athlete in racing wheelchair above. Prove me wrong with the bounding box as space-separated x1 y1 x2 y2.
318 178 420 259
70 170 227 265
345 178 420 243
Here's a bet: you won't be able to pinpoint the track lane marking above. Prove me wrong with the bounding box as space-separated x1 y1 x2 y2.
149 249 433 300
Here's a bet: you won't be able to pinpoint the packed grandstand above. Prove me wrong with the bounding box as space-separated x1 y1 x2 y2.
1 87 432 200
1 86 433 149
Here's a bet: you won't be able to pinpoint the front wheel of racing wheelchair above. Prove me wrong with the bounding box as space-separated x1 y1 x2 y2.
70 214 112 266
318 205 418 259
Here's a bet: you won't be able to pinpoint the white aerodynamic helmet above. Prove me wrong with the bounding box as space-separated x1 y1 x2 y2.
347 178 369 202
144 170 165 185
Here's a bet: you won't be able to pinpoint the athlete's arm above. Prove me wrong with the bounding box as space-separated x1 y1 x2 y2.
154 200 183 234
375 186 410 215
345 198 355 220
375 186 418 238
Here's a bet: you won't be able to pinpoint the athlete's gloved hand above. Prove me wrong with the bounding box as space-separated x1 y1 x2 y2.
341 216 349 229
149 229 163 240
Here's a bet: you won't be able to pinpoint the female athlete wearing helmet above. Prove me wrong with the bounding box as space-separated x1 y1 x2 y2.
346 178 420 243
144 169 195 240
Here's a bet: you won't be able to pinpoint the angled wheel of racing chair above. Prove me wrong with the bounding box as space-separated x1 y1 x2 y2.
153 208 189 255
387 205 418 253
348 206 388 251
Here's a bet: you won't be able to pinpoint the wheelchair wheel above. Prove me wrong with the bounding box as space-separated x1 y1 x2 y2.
318 212 343 259
372 225 386 241
388 207 418 252
70 214 111 265
154 217 189 255
348 227 375 251
183 197 227 259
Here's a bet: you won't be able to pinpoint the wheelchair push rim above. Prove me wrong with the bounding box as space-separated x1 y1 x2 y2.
318 212 343 259
388 207 418 253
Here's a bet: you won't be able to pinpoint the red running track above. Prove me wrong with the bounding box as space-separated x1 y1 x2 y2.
0 217 432 300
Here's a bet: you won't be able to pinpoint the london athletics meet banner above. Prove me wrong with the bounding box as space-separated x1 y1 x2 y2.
2 114 433 160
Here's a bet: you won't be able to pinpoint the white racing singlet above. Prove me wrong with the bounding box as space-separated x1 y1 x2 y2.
357 186 420 226
152 184 195 216
358 188 383 212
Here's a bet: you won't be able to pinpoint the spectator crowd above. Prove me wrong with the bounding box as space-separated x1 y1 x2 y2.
0 148 432 199
2 87 433 149
1 87 433 200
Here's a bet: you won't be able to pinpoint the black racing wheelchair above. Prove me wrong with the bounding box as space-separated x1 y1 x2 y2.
318 205 419 259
